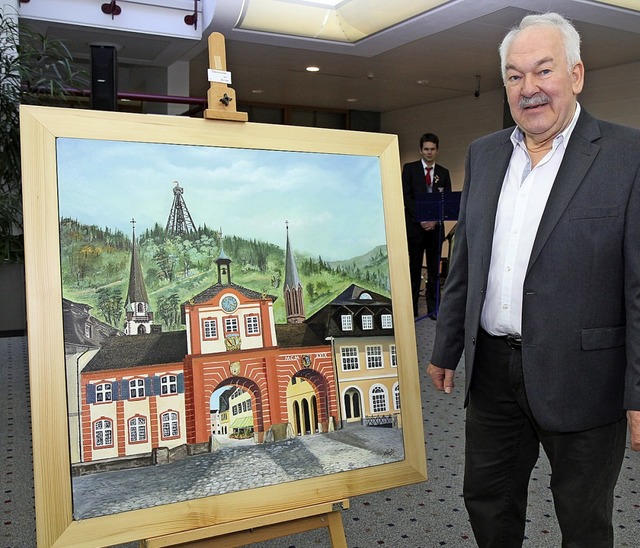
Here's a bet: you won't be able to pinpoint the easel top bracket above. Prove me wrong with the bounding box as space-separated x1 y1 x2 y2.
204 32 248 122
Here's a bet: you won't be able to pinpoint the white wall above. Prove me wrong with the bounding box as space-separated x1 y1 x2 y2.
382 60 640 191
579 61 640 128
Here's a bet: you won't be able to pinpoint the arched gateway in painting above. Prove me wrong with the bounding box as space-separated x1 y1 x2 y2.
180 242 338 444
184 346 337 444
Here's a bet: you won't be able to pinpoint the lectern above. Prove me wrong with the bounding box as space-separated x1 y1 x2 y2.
416 191 461 317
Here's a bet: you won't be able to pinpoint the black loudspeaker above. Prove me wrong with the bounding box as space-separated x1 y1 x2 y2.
90 45 118 111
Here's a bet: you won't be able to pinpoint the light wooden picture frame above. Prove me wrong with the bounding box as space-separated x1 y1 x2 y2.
20 105 426 547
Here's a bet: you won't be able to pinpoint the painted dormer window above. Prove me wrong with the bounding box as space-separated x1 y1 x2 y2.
362 314 373 330
359 292 373 300
381 313 393 329
341 314 353 331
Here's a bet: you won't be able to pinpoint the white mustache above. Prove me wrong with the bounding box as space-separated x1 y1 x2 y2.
519 94 550 109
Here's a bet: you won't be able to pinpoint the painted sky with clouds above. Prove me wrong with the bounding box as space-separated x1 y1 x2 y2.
56 138 387 261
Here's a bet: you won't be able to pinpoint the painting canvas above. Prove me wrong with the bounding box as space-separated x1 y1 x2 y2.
20 105 426 547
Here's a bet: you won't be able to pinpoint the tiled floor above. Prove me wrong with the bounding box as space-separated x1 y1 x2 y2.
1 337 36 547
2 317 638 547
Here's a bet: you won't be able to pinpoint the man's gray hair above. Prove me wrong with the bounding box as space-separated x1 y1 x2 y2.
499 12 581 83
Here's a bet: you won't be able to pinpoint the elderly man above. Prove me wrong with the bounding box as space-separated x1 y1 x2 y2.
427 12 640 548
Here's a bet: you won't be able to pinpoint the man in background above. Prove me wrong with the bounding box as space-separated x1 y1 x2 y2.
402 133 451 318
427 12 640 548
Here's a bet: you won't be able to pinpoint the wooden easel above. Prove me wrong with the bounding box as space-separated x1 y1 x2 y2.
142 33 347 548
141 499 349 547
203 32 248 122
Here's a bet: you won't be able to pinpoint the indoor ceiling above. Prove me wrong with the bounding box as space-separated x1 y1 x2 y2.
19 0 640 113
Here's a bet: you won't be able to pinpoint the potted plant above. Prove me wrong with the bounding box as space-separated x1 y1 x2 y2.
0 6 87 332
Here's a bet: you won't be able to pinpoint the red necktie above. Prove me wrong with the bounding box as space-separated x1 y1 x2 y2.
425 167 432 188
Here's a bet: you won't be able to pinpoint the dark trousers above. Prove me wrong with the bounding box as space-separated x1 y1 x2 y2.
465 330 627 548
408 226 443 315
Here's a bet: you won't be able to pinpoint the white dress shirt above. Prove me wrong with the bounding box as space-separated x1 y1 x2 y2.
481 103 582 336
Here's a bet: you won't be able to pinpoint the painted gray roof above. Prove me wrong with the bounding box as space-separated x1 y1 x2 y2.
62 298 121 354
274 323 327 348
82 331 187 372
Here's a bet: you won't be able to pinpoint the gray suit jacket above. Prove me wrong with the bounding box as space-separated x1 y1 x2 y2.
431 109 640 432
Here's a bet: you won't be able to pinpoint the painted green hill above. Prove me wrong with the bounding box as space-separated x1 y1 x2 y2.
60 219 390 331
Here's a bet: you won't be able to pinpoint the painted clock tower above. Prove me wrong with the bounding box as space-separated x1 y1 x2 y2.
182 236 277 356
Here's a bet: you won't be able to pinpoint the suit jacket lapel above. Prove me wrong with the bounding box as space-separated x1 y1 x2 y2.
527 111 601 273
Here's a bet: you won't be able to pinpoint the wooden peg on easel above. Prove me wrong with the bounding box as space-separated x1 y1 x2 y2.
204 32 248 122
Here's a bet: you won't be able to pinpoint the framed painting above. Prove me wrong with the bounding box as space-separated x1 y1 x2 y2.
20 105 426 547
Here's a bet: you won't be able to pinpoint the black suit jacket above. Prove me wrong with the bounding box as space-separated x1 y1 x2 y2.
431 109 640 432
402 160 452 240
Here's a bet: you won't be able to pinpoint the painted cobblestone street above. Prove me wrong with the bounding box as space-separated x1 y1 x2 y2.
72 426 404 519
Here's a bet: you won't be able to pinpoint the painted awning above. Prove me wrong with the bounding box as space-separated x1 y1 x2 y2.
231 416 253 429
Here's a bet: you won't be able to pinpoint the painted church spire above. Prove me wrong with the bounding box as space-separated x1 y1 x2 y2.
284 221 305 323
124 219 155 335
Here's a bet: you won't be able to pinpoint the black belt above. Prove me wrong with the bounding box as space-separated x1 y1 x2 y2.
480 329 522 349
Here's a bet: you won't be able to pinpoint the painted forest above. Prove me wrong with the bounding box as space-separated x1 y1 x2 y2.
59 218 391 332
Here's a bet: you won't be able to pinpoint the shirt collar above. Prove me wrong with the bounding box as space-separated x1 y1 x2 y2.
511 102 582 150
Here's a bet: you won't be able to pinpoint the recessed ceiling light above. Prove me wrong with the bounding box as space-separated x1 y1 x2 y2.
346 98 358 102
417 79 430 85
306 66 320 72
252 89 264 94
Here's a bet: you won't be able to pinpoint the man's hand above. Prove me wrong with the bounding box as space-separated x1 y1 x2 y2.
628 410 640 452
427 363 455 394
420 221 437 231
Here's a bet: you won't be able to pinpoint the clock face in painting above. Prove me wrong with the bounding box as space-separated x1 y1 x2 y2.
221 294 239 313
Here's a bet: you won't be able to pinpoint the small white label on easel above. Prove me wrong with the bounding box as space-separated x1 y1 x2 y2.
208 69 232 84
